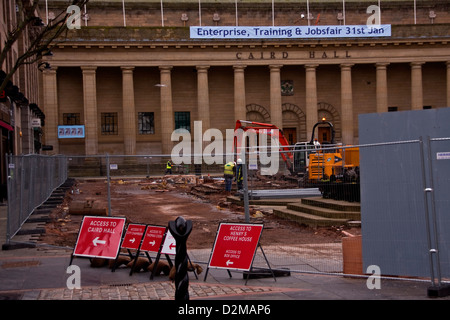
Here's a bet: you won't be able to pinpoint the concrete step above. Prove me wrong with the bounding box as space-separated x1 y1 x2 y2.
273 207 350 228
27 216 51 223
287 203 361 220
16 221 46 236
226 195 297 207
44 198 64 205
301 197 360 212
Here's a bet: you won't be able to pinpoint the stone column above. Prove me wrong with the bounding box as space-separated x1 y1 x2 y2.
42 67 59 154
81 66 98 155
446 62 450 107
233 65 246 122
376 63 389 113
121 67 136 156
160 66 174 155
305 64 318 138
411 62 424 110
269 65 283 129
196 66 210 132
340 64 354 145
196 66 211 163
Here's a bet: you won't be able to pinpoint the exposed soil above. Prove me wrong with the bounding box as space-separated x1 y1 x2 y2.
39 176 360 250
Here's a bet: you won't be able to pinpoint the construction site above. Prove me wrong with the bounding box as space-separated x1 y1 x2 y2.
4 110 450 299
6 119 364 279
2 0 450 303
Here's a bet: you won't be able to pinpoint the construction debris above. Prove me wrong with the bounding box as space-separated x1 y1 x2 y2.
69 199 108 216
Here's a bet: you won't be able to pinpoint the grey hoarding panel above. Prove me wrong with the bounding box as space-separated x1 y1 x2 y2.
359 108 450 278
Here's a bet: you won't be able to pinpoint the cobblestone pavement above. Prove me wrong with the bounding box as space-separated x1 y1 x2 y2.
0 244 304 301
2 206 450 302
27 281 297 300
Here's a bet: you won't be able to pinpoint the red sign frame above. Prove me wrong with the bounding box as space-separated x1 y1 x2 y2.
208 223 264 271
139 225 167 253
72 216 126 259
121 223 146 250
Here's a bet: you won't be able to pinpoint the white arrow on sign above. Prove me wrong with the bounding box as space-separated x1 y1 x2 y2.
129 238 135 243
93 237 106 246
149 240 155 246
226 260 233 266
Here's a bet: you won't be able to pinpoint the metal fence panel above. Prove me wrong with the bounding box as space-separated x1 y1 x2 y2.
359 140 431 277
6 154 68 243
359 108 450 284
64 151 350 276
428 137 450 282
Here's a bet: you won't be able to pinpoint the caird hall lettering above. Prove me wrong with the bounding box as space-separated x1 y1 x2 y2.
236 51 288 60
235 51 351 60
309 50 351 59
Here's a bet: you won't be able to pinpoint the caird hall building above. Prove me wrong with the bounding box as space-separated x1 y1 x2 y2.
40 0 450 158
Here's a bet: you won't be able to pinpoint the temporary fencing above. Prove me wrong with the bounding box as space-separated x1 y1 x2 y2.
5 154 68 243
4 137 450 289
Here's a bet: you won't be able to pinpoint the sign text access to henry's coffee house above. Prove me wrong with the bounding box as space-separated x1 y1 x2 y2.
207 223 264 271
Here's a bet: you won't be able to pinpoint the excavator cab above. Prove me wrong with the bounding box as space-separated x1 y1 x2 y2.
293 119 337 177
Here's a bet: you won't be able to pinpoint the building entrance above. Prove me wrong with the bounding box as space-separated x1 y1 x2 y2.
283 128 297 146
318 126 332 144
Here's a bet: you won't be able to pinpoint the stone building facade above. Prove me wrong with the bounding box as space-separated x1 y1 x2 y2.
1 0 46 199
40 0 450 157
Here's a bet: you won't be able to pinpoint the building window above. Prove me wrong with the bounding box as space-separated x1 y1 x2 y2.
138 112 155 134
63 113 80 125
101 112 118 135
175 111 190 132
423 105 432 110
388 106 398 112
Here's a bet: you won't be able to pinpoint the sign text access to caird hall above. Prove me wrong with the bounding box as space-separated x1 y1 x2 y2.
73 216 126 260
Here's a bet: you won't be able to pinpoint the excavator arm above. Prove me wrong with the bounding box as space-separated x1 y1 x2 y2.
234 120 294 173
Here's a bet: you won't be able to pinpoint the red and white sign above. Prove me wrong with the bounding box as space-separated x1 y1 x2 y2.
161 229 176 255
140 225 166 253
208 223 263 271
121 224 146 250
73 216 126 259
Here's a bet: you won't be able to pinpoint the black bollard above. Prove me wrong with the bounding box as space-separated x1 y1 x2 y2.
168 216 193 301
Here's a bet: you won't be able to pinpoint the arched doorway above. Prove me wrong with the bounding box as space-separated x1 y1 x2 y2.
317 102 341 143
245 104 271 123
282 103 306 145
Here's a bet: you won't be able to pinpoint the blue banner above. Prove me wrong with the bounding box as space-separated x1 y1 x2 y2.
190 25 391 39
58 125 85 139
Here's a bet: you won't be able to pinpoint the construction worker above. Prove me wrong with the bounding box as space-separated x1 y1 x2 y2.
313 138 321 149
165 160 173 175
235 158 243 190
223 161 236 194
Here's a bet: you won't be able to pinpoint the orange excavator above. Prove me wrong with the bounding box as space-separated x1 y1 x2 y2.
234 119 359 180
234 120 295 174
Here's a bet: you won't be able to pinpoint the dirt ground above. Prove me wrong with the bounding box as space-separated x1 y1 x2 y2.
39 176 360 250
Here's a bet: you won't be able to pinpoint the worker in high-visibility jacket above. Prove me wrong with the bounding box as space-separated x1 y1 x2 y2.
235 158 243 190
165 160 173 175
223 161 236 194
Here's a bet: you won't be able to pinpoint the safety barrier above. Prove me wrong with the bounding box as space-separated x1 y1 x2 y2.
5 154 68 244
4 137 450 293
